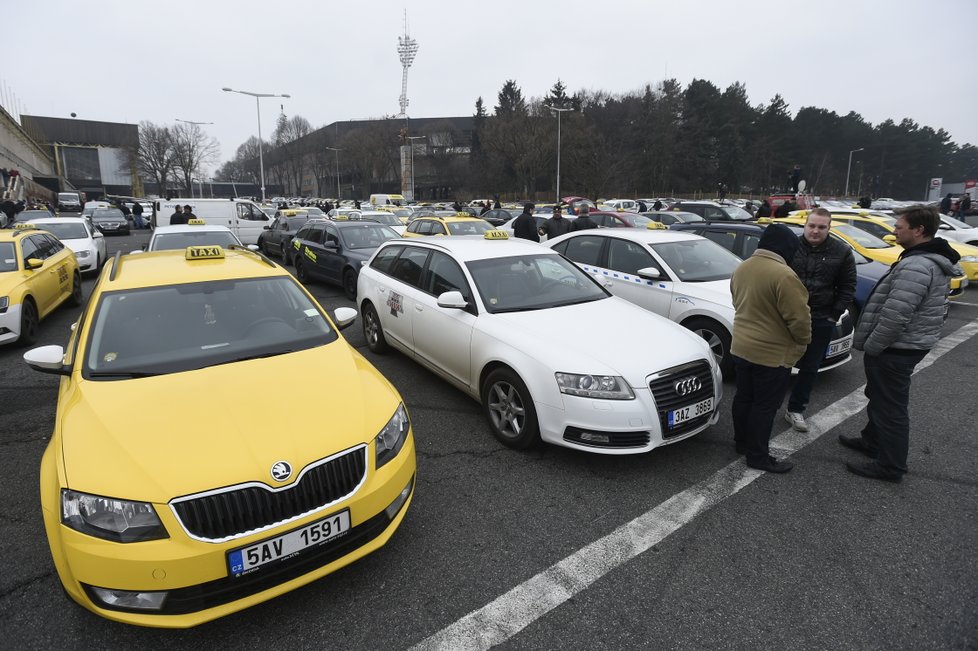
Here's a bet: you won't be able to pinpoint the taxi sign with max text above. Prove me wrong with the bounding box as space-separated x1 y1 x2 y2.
187 219 206 225
484 229 509 240
186 245 225 260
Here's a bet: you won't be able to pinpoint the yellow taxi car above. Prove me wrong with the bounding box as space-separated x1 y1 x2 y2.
774 214 968 298
403 214 494 237
23 245 415 627
827 213 978 281
1 224 83 345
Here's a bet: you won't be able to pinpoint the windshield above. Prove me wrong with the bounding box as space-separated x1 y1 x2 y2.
83 277 337 379
31 222 89 240
304 207 324 216
447 220 492 236
467 254 608 313
628 214 654 227
151 231 240 251
651 239 743 281
834 223 892 249
339 224 400 249
721 205 754 220
59 193 79 202
0 243 16 272
286 216 309 230
93 209 125 220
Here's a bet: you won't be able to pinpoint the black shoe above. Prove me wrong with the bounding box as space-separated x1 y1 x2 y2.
838 434 876 458
746 455 793 473
846 461 902 483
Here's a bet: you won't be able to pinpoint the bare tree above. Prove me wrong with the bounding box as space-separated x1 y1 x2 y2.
171 122 220 195
136 121 178 197
271 115 313 194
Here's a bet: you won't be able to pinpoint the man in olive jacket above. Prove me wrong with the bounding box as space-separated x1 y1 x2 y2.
841 205 962 482
730 224 812 473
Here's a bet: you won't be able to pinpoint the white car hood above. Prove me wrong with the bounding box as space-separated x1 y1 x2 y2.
63 238 95 254
487 296 713 386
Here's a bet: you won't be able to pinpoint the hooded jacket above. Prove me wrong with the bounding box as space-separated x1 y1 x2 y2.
730 224 812 368
854 237 962 355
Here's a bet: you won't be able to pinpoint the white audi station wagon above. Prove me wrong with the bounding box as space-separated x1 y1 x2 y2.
357 232 722 455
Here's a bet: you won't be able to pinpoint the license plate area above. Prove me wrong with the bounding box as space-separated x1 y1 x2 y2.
227 509 351 578
667 397 714 427
827 338 852 356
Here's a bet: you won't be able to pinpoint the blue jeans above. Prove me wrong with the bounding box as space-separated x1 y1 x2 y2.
787 318 836 413
732 356 791 465
860 349 927 475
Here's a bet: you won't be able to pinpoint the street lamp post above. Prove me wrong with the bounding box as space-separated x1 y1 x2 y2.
845 148 864 198
406 136 426 201
324 147 342 200
222 88 291 202
544 105 574 203
176 119 214 199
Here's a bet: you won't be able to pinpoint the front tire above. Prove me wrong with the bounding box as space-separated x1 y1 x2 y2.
686 317 733 378
343 269 357 301
294 256 309 283
18 299 39 346
481 368 540 449
67 272 83 307
361 302 389 353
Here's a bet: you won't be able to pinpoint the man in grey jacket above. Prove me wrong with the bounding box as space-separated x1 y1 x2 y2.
841 205 962 482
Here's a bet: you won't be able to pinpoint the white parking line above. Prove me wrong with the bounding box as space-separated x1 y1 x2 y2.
950 300 978 308
411 321 978 651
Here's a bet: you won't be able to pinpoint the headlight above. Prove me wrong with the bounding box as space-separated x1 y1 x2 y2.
959 255 978 263
61 489 168 542
555 372 635 400
375 403 410 469
75 249 91 258
0 296 8 313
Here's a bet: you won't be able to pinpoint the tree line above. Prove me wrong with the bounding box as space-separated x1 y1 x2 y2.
133 121 220 196
208 78 977 201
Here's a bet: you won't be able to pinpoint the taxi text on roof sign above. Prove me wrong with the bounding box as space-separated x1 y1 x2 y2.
484 230 509 240
14 223 37 230
646 221 667 230
186 245 225 260
187 219 206 225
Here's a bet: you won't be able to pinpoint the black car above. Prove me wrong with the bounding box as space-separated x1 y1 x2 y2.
259 214 314 263
91 208 130 235
479 208 514 227
291 220 400 300
640 210 704 226
668 201 753 221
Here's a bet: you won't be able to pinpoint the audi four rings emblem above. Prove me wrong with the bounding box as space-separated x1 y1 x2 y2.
270 461 293 482
673 376 702 396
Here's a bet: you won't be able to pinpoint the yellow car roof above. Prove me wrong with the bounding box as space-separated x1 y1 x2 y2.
422 216 486 224
102 247 284 291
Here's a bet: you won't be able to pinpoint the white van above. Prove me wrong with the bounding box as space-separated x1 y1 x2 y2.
369 193 406 207
153 198 269 244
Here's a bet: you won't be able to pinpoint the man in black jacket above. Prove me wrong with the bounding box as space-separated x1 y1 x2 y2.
539 205 572 239
784 208 856 432
571 205 597 231
512 203 539 242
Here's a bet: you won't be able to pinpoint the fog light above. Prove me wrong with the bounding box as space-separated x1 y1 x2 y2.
89 586 167 611
384 477 414 520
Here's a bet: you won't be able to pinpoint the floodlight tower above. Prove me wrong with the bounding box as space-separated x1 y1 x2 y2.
396 11 419 119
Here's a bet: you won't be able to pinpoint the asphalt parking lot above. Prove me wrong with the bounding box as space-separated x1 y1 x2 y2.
1 230 976 648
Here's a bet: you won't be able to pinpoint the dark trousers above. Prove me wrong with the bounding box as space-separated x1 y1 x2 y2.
732 356 791 465
860 350 926 475
787 318 836 413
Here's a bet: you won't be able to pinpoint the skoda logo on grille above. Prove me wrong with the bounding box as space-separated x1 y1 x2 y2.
673 376 702 397
270 461 293 482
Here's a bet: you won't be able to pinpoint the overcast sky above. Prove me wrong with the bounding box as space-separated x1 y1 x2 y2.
6 0 975 173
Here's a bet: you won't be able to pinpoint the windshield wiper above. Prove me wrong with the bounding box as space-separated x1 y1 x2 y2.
88 371 161 379
204 349 297 368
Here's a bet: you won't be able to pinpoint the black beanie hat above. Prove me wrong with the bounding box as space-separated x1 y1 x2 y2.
758 223 800 265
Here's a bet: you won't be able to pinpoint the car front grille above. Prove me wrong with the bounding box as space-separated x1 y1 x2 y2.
171 445 367 542
648 360 715 438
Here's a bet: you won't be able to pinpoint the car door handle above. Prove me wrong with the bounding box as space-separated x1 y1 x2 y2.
602 280 613 287
378 287 386 294
415 304 423 312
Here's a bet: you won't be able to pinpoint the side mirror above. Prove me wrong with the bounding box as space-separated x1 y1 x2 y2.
883 234 897 244
25 258 43 270
938 223 950 230
247 244 259 251
263 225 271 230
323 242 338 250
333 307 357 330
437 290 468 309
24 345 69 376
637 267 661 280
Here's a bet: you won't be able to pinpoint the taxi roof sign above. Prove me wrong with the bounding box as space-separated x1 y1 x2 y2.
187 218 206 225
13 223 37 230
186 245 225 260
484 229 509 240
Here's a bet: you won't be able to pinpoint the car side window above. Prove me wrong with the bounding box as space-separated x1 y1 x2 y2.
44 234 65 254
743 234 761 258
324 224 339 245
424 251 472 301
406 220 421 233
371 245 403 274
306 225 325 245
562 235 605 266
606 238 658 275
704 207 726 220
32 235 55 259
390 247 430 288
700 230 737 253
20 236 38 262
417 220 434 235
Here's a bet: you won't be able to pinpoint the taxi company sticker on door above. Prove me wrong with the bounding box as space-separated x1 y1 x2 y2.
387 291 403 317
